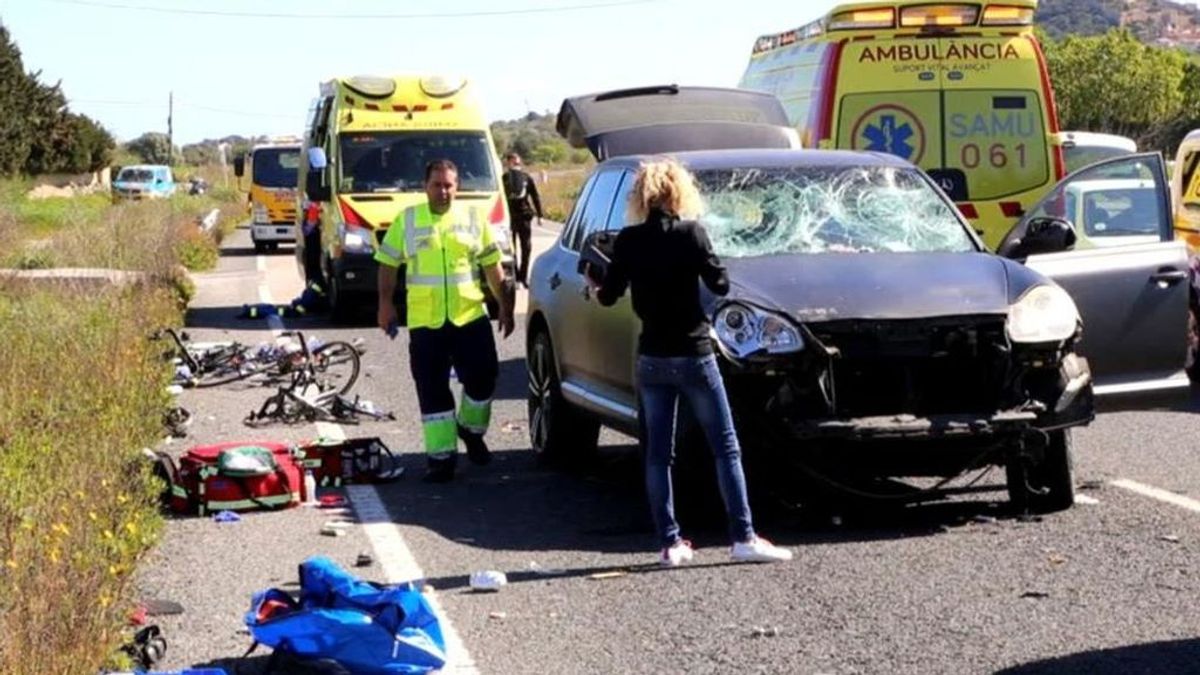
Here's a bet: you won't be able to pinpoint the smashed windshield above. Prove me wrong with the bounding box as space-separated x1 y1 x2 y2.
117 168 154 183
696 166 975 257
339 131 498 193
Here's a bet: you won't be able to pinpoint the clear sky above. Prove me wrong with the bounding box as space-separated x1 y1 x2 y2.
0 0 847 145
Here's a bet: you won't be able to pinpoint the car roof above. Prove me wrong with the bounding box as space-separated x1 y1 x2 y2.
595 148 913 172
1056 131 1137 150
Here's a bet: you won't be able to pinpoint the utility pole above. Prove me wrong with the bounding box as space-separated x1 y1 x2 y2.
167 91 174 166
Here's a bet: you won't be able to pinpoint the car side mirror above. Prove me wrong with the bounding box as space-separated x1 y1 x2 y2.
577 230 616 282
305 171 331 203
232 156 245 177
998 217 1077 259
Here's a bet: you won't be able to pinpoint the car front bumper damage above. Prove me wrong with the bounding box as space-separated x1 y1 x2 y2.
718 316 1094 477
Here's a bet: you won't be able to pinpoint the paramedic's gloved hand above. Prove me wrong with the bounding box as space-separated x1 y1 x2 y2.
378 303 399 339
497 307 514 339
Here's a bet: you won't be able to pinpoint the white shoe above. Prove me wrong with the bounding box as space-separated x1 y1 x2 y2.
659 540 696 567
731 536 793 563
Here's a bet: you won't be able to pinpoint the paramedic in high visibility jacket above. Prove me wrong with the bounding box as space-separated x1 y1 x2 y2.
375 159 516 483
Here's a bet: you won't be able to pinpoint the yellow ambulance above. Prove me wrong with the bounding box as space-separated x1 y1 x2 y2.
297 74 512 321
739 0 1063 249
1170 128 1200 253
234 138 302 253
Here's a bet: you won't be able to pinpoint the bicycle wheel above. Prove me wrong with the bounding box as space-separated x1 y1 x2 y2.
193 346 261 388
311 341 361 394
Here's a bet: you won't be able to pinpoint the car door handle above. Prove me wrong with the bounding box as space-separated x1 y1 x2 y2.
1150 269 1188 286
549 272 561 290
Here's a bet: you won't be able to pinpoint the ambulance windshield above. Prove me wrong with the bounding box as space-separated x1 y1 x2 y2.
697 166 976 257
340 131 498 193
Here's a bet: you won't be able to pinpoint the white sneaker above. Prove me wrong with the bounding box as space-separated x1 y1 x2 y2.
731 536 793 563
660 540 696 567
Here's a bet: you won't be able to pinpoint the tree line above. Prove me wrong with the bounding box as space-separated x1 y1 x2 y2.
0 25 112 176
1041 28 1200 153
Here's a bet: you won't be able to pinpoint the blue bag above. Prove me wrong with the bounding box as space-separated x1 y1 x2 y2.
245 556 447 674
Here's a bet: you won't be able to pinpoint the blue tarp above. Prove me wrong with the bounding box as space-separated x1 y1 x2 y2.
245 556 446 674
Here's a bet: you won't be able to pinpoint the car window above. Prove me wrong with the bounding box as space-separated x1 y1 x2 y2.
1023 154 1168 247
605 171 634 230
1082 187 1159 238
560 173 598 251
566 169 622 251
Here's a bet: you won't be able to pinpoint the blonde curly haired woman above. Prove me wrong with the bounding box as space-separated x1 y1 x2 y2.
589 158 793 566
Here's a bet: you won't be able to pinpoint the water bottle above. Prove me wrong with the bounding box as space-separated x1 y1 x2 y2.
303 469 318 506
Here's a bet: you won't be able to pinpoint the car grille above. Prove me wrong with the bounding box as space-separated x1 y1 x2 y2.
812 317 1009 417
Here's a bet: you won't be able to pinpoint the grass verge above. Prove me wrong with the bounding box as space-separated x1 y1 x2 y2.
0 169 247 672
0 288 176 673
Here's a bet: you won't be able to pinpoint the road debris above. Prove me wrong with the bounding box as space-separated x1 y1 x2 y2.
1160 534 1181 544
355 552 374 567
212 511 241 523
469 570 508 592
488 611 507 620
750 626 781 638
588 571 627 581
529 562 568 577
320 521 352 537
1020 590 1050 599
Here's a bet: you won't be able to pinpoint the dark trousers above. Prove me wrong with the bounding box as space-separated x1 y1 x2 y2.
303 226 323 285
408 317 499 418
511 217 532 284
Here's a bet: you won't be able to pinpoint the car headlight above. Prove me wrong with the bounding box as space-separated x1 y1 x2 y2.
342 227 374 254
714 303 804 358
1006 284 1079 343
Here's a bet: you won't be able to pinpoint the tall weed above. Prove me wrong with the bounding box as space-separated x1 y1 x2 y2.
0 288 175 674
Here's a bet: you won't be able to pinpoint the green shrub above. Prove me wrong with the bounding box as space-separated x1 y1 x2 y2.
0 288 175 674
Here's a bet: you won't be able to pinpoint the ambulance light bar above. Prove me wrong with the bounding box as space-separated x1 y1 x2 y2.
980 5 1035 26
899 4 980 28
828 7 896 31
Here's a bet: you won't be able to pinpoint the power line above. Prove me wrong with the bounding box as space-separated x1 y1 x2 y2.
45 0 660 20
67 98 303 120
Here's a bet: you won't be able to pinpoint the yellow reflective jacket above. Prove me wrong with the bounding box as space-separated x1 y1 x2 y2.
375 202 501 330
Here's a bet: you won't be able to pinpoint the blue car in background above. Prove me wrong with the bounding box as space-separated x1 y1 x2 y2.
112 164 176 202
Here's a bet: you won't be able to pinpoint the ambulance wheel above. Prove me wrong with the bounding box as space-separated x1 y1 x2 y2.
254 241 267 254
528 329 598 466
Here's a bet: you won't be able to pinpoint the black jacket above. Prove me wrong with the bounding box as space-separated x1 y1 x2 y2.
597 209 729 357
502 169 543 221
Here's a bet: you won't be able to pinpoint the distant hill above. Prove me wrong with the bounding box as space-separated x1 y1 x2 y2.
1037 0 1200 49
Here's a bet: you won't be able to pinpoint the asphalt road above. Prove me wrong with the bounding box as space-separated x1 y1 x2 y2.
137 221 1200 675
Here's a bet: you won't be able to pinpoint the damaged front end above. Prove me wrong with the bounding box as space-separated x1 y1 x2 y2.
713 300 1094 479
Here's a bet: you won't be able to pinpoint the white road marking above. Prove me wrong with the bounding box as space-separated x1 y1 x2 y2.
1075 494 1100 506
1112 478 1200 514
256 254 266 273
346 483 479 673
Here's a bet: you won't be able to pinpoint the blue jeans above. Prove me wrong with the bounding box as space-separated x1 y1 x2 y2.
637 354 755 548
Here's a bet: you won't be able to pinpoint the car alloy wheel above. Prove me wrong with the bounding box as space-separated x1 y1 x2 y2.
528 334 554 454
526 330 599 464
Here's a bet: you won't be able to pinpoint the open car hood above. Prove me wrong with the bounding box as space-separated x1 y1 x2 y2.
556 85 798 160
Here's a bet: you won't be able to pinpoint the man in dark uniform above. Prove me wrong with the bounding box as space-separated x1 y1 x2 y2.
501 152 543 287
